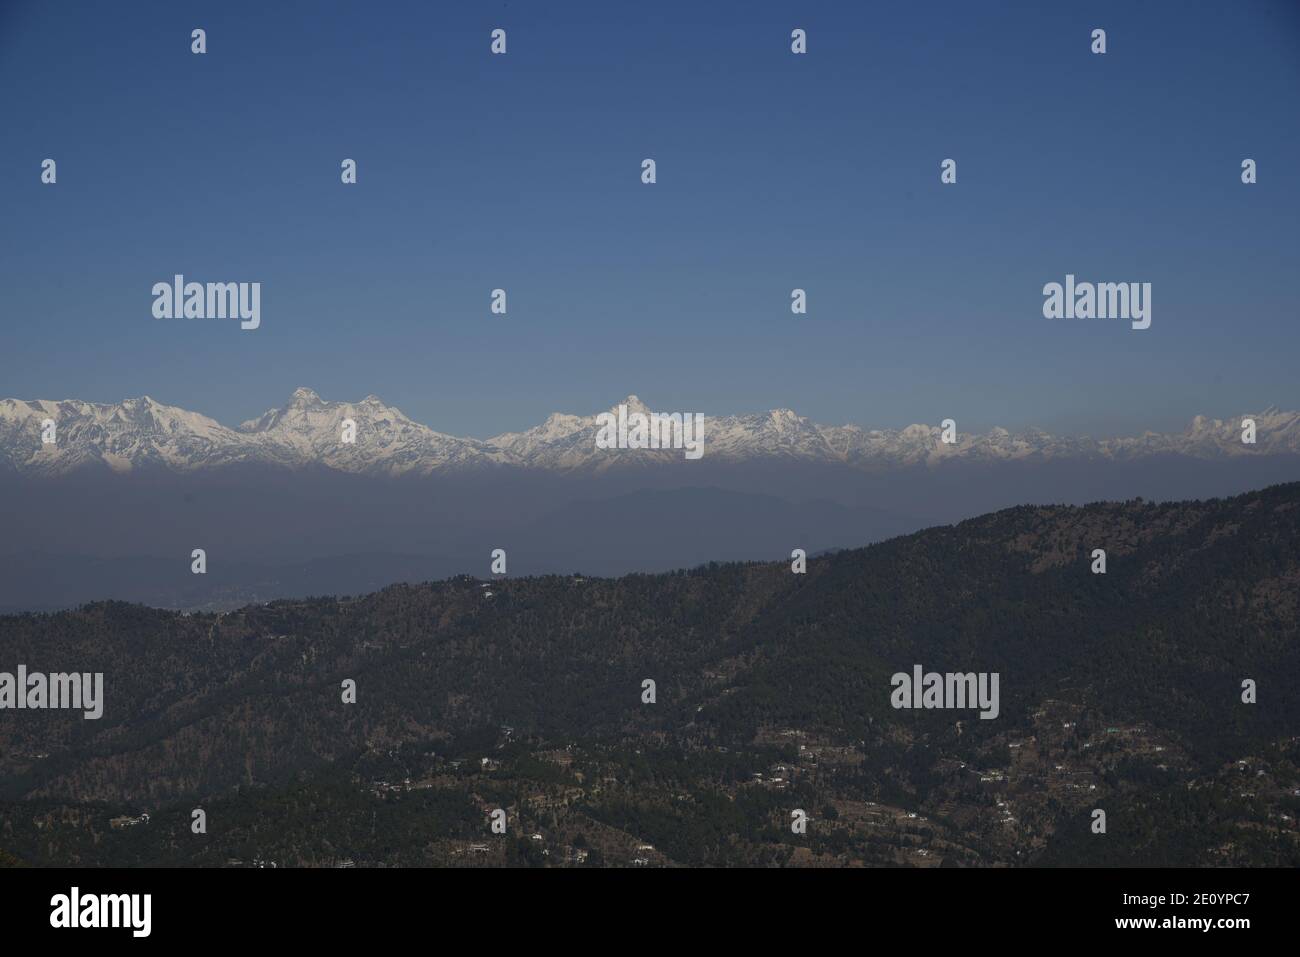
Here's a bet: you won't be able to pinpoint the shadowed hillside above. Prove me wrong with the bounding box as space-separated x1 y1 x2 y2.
1 483 1297 866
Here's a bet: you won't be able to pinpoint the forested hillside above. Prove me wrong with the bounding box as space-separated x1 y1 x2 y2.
2 483 1298 866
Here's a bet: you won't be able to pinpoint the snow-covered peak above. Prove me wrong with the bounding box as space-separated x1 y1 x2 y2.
3 390 1299 477
0 395 247 474
610 394 651 416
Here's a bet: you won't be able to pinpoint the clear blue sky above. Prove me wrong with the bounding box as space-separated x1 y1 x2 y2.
1 0 1297 438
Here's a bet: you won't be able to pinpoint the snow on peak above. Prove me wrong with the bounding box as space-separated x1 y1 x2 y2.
611 394 652 416
2 390 1299 477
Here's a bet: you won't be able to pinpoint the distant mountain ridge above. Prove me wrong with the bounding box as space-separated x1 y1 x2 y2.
2 387 1298 476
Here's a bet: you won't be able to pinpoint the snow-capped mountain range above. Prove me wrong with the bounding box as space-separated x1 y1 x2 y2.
1 388 1298 477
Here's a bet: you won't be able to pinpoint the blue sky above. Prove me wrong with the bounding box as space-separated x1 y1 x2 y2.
1 0 1297 438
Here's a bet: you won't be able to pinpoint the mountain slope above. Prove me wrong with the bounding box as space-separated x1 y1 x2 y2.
3 388 1298 476
1 483 1297 866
